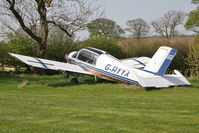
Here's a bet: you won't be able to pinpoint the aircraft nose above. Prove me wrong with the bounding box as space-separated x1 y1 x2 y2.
65 54 68 59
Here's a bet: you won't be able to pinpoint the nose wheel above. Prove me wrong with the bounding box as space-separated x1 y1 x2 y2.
71 74 79 84
64 71 79 84
71 78 78 84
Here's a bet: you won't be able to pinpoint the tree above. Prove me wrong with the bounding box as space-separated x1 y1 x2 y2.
185 34 199 78
126 18 150 39
192 0 199 4
46 27 78 62
0 42 9 71
151 11 186 38
87 18 125 38
185 0 199 33
7 33 37 56
0 0 100 57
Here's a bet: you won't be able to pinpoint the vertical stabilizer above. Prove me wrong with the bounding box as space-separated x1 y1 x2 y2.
144 46 177 76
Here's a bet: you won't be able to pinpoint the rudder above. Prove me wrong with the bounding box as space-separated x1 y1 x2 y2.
144 46 177 76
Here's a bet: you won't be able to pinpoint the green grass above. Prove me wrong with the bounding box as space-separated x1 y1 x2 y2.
0 72 199 133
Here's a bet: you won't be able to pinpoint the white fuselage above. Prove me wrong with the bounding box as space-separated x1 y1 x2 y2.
68 50 140 84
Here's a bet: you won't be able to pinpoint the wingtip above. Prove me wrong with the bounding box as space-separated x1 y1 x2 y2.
9 53 14 56
9 53 18 57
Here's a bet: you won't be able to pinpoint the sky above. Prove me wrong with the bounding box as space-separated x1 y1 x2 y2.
77 0 196 40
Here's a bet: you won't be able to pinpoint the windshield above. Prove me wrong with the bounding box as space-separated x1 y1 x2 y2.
72 52 78 58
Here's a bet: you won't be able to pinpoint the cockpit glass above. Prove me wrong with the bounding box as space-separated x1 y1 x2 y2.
77 50 98 65
72 52 78 58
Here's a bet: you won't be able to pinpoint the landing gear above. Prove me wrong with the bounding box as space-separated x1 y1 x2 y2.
71 74 79 84
71 78 78 84
94 76 101 83
63 71 69 78
63 71 79 84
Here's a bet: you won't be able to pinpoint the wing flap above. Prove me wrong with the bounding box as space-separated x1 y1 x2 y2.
9 53 92 75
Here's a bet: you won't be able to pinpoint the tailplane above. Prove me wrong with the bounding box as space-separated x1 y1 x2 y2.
144 46 177 76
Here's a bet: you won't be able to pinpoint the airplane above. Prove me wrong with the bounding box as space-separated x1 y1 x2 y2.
9 46 190 88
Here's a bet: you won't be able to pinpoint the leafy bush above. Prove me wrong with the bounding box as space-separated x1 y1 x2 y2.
185 35 199 77
5 34 37 72
0 31 194 76
46 36 77 62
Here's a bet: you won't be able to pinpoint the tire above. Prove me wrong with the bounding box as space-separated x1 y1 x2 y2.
71 78 78 84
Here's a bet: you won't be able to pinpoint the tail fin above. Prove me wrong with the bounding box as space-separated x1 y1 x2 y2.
144 46 177 76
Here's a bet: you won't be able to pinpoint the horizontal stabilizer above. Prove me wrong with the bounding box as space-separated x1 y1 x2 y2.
9 53 92 75
121 57 151 68
138 70 190 88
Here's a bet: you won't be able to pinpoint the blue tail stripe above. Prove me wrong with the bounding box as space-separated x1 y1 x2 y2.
157 48 177 76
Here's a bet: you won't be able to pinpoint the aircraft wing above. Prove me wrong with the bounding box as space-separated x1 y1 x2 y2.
9 53 92 75
121 57 151 68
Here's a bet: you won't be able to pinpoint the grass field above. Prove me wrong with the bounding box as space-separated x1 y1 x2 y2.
0 72 199 133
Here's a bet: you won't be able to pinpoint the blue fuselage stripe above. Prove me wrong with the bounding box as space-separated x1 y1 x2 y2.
69 58 138 84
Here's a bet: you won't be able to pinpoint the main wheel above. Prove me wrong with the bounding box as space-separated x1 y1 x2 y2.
71 78 78 84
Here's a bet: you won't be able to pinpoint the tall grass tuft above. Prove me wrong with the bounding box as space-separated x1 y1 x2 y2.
18 80 28 88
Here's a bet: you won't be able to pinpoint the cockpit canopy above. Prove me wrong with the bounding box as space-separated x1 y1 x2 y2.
71 47 106 65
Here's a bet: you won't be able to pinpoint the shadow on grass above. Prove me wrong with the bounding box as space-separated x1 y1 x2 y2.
145 87 167 91
0 71 21 81
1 71 118 88
47 79 96 87
185 85 199 89
48 78 117 87
145 84 198 91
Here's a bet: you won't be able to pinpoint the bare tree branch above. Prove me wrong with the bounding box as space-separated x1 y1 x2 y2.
5 0 42 43
0 0 101 57
151 10 186 38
